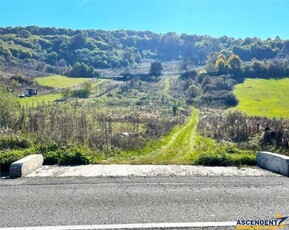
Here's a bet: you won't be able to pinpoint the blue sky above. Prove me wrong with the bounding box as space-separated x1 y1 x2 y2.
0 0 289 39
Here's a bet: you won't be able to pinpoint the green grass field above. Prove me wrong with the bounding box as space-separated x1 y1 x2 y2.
19 93 62 108
234 78 289 118
34 75 90 88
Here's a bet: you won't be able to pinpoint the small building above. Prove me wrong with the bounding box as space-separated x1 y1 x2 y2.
24 88 37 97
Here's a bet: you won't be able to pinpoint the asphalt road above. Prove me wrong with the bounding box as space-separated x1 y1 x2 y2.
1 175 289 229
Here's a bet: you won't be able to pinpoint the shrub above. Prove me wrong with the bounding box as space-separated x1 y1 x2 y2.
36 143 59 153
11 75 33 85
71 88 90 98
180 70 197 80
196 148 256 166
197 149 230 166
0 136 31 150
224 93 239 107
68 62 96 78
43 148 89 165
230 153 256 166
0 149 27 172
43 151 61 165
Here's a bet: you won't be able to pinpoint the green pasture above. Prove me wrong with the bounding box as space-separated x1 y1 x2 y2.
34 75 90 88
234 78 289 118
19 93 62 108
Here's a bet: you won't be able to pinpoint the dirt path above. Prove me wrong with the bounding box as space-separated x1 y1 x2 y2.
137 108 199 164
157 108 199 163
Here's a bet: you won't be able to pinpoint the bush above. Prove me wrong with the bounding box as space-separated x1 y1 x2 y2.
43 151 61 165
0 136 31 150
180 70 197 80
197 149 230 166
230 153 256 166
11 75 33 85
224 93 239 107
0 149 28 172
68 62 96 78
196 148 256 166
36 143 59 153
44 148 90 165
71 88 90 98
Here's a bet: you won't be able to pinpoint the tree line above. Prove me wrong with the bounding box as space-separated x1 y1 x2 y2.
1 26 289 75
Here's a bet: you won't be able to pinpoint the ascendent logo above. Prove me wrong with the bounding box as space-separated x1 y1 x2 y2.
236 213 288 230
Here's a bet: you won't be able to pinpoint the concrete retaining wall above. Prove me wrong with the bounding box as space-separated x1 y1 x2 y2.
256 151 289 176
9 154 44 178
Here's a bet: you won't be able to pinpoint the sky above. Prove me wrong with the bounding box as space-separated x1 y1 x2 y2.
0 0 289 39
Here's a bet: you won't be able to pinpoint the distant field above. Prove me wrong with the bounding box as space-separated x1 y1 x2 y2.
19 93 62 108
234 78 289 118
34 75 90 88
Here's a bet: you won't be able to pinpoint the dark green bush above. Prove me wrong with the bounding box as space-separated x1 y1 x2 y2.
36 143 59 154
196 148 256 166
0 136 31 150
197 149 230 166
230 153 256 166
44 151 61 165
43 148 89 165
180 70 197 80
0 150 27 172
71 88 90 98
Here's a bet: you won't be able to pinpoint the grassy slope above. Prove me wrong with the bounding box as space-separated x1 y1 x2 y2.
234 78 289 118
34 75 90 88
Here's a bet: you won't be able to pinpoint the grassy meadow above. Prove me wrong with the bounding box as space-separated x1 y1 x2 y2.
34 75 90 88
19 93 62 107
234 78 289 118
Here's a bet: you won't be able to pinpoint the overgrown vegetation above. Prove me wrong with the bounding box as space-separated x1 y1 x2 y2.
198 108 289 155
2 26 289 170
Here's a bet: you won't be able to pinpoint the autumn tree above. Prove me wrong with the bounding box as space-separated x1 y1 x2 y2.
215 54 227 73
228 54 242 70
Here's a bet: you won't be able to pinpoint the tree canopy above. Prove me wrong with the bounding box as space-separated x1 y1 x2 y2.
1 26 288 74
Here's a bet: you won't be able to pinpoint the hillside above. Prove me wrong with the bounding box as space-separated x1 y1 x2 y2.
1 26 289 75
1 26 289 170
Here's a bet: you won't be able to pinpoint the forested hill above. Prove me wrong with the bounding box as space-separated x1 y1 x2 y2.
1 26 289 71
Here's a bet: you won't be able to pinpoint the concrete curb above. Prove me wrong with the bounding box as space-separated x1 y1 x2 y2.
256 151 289 176
9 154 44 178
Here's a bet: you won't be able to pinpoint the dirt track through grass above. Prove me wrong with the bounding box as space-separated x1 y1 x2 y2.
155 108 199 163
135 108 199 164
